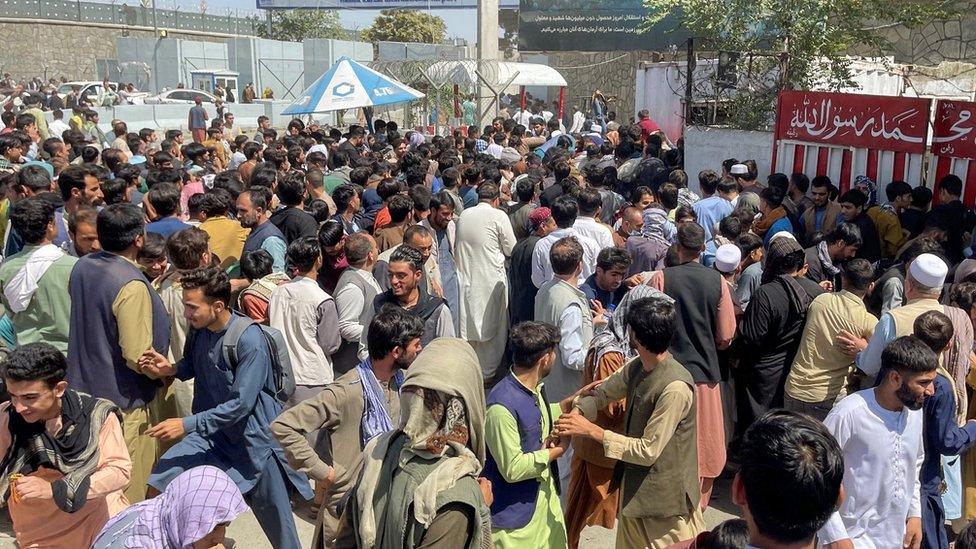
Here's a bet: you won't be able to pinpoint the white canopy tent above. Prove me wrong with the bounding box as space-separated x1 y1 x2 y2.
423 60 569 127
425 60 568 93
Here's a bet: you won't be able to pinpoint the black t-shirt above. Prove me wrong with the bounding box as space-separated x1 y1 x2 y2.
269 206 319 245
899 209 927 240
539 182 564 208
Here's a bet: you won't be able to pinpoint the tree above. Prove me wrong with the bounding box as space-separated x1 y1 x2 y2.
644 0 964 129
258 9 348 42
360 10 447 44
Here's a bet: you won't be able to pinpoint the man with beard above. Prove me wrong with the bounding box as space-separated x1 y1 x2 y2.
819 336 934 549
359 245 454 359
272 308 424 548
236 187 286 273
799 176 841 246
55 164 102 246
855 253 948 380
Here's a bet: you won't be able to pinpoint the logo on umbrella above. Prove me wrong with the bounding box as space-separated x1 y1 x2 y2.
333 83 355 97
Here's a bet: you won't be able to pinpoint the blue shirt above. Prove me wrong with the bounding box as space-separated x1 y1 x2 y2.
921 374 976 495
262 236 287 273
694 196 734 253
763 216 794 247
801 205 829 234
459 185 479 209
188 105 208 130
174 314 313 496
856 314 894 377
146 216 192 239
580 273 627 311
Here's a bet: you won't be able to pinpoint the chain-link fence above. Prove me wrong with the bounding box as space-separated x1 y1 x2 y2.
0 0 263 35
370 59 508 127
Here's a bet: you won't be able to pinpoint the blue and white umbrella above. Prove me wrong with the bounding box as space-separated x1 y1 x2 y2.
282 57 425 116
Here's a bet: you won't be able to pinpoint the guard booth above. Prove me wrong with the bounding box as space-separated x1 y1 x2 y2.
190 69 240 102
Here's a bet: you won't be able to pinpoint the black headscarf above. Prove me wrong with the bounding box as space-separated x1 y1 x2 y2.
0 390 119 513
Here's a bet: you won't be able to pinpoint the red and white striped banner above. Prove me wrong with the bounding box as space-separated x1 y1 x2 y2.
772 91 932 203
930 100 976 207
775 140 925 201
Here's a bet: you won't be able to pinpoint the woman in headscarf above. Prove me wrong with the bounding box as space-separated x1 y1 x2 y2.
92 465 248 549
336 338 492 549
564 285 671 548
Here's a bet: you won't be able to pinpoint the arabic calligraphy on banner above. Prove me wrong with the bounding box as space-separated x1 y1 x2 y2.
933 100 976 160
776 91 930 154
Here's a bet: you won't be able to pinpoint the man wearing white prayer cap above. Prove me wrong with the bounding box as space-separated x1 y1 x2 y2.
854 252 949 377
714 244 741 275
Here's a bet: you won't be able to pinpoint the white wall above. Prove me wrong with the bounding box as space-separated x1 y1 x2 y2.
683 126 774 193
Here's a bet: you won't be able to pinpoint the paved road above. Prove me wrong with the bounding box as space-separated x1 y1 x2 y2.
0 474 740 547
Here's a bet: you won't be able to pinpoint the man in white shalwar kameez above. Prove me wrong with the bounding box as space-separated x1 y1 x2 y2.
455 183 517 382
819 335 933 549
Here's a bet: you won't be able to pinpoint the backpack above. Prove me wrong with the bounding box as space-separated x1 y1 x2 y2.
186 316 296 404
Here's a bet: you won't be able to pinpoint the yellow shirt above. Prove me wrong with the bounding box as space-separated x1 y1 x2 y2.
111 256 155 376
786 290 877 403
199 216 249 269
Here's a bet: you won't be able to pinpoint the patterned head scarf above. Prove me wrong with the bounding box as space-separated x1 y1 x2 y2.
642 206 676 244
853 175 878 206
95 466 248 548
408 131 425 150
590 284 673 365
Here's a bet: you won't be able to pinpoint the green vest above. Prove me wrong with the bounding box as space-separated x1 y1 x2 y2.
365 433 489 549
615 356 700 519
888 298 942 337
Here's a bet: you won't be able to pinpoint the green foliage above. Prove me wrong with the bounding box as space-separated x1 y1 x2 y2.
258 9 348 42
360 9 447 44
644 0 964 129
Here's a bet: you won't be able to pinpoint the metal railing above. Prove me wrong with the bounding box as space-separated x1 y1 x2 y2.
0 0 264 36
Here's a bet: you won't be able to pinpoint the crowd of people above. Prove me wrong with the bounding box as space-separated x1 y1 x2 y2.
2 88 976 549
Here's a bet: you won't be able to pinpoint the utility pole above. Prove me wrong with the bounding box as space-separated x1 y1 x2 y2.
266 10 273 38
684 37 695 126
476 0 498 127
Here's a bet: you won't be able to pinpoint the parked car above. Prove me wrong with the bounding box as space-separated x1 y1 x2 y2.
144 89 217 105
57 81 147 106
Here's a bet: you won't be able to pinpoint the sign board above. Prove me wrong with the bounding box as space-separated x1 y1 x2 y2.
257 0 518 8
932 99 976 161
775 90 930 155
518 0 687 52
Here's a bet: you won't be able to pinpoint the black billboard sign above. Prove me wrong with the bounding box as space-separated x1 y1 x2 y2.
518 0 687 52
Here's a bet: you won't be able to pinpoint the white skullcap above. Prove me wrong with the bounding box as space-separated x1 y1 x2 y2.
909 253 948 289
730 163 749 175
769 231 797 244
714 244 742 274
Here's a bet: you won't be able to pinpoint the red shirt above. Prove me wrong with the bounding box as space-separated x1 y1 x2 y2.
638 118 662 142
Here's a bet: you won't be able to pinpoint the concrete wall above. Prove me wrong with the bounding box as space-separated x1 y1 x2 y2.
0 21 228 83
229 37 306 101
684 127 775 193
117 37 230 93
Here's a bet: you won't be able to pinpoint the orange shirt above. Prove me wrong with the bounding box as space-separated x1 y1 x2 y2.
373 206 391 232
0 403 130 548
